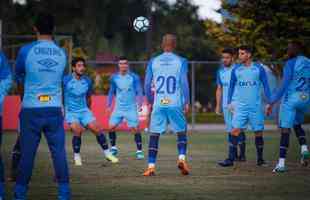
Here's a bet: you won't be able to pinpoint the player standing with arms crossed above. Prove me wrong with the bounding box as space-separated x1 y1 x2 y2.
107 57 144 160
63 57 118 166
143 34 190 176
13 13 71 200
268 41 310 172
215 48 246 166
0 52 12 199
221 46 272 167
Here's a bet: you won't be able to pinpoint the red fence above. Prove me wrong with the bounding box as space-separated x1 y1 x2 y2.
3 96 149 131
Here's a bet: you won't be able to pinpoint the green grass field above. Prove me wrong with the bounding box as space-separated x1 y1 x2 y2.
2 130 310 200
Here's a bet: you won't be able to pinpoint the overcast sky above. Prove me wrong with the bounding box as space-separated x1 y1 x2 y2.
166 0 223 23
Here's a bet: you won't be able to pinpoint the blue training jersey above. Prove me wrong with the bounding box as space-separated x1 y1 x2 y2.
15 40 67 108
271 55 310 104
0 52 12 114
227 62 271 107
63 74 92 113
216 64 237 108
145 52 190 108
107 71 143 111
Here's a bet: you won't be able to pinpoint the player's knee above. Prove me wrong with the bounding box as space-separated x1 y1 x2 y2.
71 125 83 136
293 124 303 132
255 131 263 137
281 128 290 134
231 128 241 136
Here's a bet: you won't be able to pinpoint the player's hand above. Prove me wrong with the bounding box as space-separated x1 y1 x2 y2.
215 105 221 115
227 103 234 113
265 104 273 116
184 104 190 114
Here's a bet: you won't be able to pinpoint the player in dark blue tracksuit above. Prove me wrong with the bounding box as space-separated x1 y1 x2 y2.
13 13 70 200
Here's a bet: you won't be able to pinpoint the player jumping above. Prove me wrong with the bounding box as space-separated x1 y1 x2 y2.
220 45 272 167
268 41 310 173
107 56 144 160
143 34 190 176
215 48 246 166
63 57 118 166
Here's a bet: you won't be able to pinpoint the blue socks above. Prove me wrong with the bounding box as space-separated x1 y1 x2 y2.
134 133 143 151
294 125 306 146
58 183 71 200
96 133 109 151
177 132 187 157
229 135 238 161
72 136 81 154
255 135 264 161
14 184 28 200
0 182 4 198
280 130 290 158
109 131 117 147
238 132 246 158
148 133 160 164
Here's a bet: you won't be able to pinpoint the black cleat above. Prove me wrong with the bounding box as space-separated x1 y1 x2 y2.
218 159 234 167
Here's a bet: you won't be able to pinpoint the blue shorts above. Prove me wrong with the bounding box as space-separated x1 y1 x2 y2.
65 109 95 127
279 95 310 128
223 107 233 133
109 108 139 128
232 105 264 132
149 106 187 134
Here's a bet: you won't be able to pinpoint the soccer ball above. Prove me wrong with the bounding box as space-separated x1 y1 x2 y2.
133 16 150 32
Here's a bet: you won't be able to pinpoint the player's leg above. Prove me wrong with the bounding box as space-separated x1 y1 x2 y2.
86 113 119 164
250 107 266 166
9 136 21 182
167 107 190 175
273 102 296 172
70 123 84 166
293 109 310 164
108 130 117 155
238 131 246 161
66 112 84 166
43 109 70 200
108 111 123 156
218 107 247 167
126 109 144 159
0 116 4 198
14 109 43 200
143 107 166 176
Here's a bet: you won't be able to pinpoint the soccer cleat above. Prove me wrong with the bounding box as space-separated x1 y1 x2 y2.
177 160 190 175
236 156 246 162
105 154 119 163
74 153 82 166
272 164 287 173
257 159 268 167
301 150 310 166
143 167 155 176
136 151 145 160
218 159 234 167
110 147 119 156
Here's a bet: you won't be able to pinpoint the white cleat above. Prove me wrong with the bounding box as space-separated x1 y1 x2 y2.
74 153 82 166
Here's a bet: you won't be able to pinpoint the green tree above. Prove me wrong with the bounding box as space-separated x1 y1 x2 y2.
206 0 310 60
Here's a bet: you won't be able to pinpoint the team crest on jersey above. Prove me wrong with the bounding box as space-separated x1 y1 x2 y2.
160 98 171 105
38 94 51 102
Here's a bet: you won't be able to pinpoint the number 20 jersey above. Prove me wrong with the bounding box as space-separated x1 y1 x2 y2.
148 52 189 108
